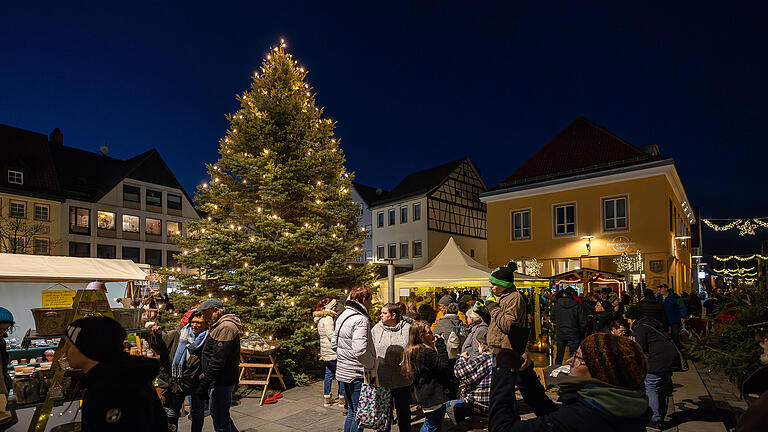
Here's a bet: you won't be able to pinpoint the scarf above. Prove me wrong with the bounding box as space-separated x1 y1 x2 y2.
172 325 208 377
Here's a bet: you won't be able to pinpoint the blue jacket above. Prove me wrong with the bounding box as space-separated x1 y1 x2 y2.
657 293 687 324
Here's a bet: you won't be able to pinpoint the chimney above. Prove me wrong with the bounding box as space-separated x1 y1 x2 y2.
49 128 63 146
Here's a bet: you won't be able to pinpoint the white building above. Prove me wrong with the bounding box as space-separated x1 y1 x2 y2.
370 157 488 270
350 182 385 262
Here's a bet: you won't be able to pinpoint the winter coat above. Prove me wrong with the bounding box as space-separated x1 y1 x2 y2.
658 293 687 324
314 310 338 361
549 297 586 341
487 288 527 352
490 373 651 432
632 316 678 375
199 314 242 390
685 296 702 317
592 310 614 334
331 300 376 383
80 354 168 432
412 339 454 408
462 319 489 358
431 310 467 330
637 296 669 327
148 328 204 396
371 319 411 389
0 338 11 394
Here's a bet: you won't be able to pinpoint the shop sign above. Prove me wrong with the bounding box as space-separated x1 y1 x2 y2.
42 290 75 308
649 260 665 274
608 236 636 253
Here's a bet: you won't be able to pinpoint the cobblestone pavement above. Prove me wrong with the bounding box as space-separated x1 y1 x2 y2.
690 361 749 431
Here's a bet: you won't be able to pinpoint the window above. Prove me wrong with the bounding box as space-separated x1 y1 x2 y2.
554 259 580 274
400 242 409 259
669 199 674 232
470 249 475 257
388 243 397 259
8 170 23 185
34 204 50 221
146 218 162 236
413 203 421 221
400 207 408 224
69 207 90 234
413 240 423 257
123 185 140 203
146 189 162 207
603 196 627 231
122 246 140 263
167 193 182 210
9 237 25 253
377 212 384 228
388 209 396 226
10 201 26 219
554 204 575 236
97 244 116 259
167 250 179 267
33 238 49 255
167 221 181 237
97 211 116 230
122 215 140 233
69 242 90 257
512 210 531 240
145 249 162 266
376 245 385 260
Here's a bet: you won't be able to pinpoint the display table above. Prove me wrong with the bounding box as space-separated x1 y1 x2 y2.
239 345 286 405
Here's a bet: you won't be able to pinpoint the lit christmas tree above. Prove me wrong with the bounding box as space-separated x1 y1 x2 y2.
167 41 372 381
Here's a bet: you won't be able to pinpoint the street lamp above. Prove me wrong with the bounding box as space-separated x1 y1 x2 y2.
580 235 595 255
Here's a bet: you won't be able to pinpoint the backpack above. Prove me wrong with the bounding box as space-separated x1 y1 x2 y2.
446 323 467 359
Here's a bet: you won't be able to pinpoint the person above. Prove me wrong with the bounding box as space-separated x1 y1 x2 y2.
737 390 768 432
396 302 413 324
331 287 376 432
625 306 677 431
657 284 687 346
0 308 17 430
610 319 629 338
581 292 597 335
684 291 702 317
150 310 209 432
637 289 669 327
549 287 585 365
402 321 452 432
488 333 652 431
592 300 614 334
432 300 466 360
447 327 493 424
62 316 167 431
406 301 421 322
432 294 467 330
461 307 488 359
371 303 412 432
418 303 438 326
195 299 242 432
315 298 345 408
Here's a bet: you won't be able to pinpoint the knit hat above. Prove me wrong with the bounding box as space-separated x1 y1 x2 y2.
65 316 126 362
324 299 337 311
197 298 224 311
490 262 518 289
579 333 647 389
624 306 642 320
0 307 13 323
438 295 455 307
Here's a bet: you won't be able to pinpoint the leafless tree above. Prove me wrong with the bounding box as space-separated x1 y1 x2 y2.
0 203 60 254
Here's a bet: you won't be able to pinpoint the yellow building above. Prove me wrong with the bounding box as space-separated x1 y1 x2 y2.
480 118 695 293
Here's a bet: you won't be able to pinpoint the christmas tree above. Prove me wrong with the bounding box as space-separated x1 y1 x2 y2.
167 41 373 382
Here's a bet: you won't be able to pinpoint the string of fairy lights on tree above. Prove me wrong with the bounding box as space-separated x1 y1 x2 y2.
702 218 768 236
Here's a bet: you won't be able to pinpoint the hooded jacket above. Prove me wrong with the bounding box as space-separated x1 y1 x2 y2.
412 339 454 408
487 288 527 352
550 297 586 341
658 293 687 324
331 300 376 383
462 319 488 358
80 354 168 432
371 319 411 389
632 316 678 375
199 313 242 389
314 310 338 361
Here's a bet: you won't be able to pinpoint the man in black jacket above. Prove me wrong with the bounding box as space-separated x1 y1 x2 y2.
637 289 669 327
196 299 242 432
550 288 586 364
62 316 167 431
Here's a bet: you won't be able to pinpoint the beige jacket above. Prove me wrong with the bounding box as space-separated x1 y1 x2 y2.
486 289 526 350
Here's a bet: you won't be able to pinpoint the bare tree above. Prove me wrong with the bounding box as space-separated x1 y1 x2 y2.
0 203 60 254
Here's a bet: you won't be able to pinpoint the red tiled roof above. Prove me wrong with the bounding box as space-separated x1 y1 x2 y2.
0 124 61 197
493 117 667 190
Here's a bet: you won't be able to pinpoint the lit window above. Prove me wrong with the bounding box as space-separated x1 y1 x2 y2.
69 207 90 234
167 221 181 237
512 210 531 240
122 215 140 233
34 204 49 221
554 204 575 236
10 201 26 219
413 240 423 257
146 218 162 235
97 211 116 230
33 238 49 255
603 196 628 231
8 170 23 185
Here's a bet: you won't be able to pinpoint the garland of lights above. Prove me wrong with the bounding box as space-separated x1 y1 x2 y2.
523 258 543 277
703 218 768 236
614 250 644 273
713 254 768 262
712 267 758 277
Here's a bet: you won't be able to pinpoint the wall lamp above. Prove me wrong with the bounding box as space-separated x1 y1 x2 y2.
580 235 595 254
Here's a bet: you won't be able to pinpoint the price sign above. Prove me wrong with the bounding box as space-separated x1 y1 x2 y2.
42 290 76 308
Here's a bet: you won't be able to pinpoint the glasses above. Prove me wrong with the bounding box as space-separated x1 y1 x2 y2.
571 354 585 367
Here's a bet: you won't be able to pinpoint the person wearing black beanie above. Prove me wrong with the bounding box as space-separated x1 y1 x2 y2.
63 316 168 431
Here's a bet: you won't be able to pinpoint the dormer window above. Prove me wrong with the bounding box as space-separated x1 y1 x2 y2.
8 170 23 185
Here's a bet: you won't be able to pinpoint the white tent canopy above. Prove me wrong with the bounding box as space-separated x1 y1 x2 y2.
0 253 147 283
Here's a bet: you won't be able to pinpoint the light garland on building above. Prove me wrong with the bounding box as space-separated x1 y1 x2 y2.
614 250 644 273
524 258 543 277
702 218 768 236
713 254 768 262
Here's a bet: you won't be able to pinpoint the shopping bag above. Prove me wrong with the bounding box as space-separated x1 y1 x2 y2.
355 383 391 431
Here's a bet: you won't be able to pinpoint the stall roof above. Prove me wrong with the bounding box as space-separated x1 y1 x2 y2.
0 254 148 282
551 267 625 283
377 237 548 289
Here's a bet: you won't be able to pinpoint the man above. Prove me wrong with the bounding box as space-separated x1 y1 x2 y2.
433 300 466 359
62 316 167 431
610 320 629 338
432 294 467 329
447 328 493 424
657 284 687 346
549 287 586 365
196 299 242 432
637 289 669 327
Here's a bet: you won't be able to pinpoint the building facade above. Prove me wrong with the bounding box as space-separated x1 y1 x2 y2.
370 157 488 269
480 118 695 293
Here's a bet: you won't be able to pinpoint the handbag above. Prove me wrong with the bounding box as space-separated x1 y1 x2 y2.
639 323 689 372
355 374 391 431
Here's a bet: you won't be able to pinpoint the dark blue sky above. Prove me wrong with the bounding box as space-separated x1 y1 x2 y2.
2 2 767 253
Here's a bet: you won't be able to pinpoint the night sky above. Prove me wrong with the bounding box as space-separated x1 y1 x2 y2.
2 2 767 254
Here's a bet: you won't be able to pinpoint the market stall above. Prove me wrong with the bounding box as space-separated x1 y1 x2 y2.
550 267 626 295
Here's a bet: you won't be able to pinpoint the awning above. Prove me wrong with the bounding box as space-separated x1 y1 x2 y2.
0 253 148 282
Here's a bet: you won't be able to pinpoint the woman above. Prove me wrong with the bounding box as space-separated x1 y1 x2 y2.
0 308 17 430
402 321 453 432
592 301 614 333
315 298 345 407
405 301 420 322
372 303 412 432
461 308 488 359
332 287 376 432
